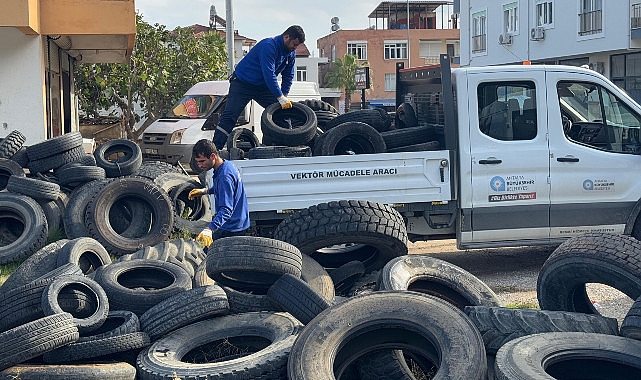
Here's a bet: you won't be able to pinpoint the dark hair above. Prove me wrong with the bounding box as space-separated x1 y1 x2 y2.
192 139 218 159
283 25 305 43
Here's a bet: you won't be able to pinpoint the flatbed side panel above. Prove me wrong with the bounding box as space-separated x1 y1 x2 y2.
234 151 452 212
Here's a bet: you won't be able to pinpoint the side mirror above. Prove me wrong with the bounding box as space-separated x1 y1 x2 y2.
202 113 220 130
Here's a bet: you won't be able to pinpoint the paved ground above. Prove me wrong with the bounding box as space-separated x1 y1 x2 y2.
407 239 633 324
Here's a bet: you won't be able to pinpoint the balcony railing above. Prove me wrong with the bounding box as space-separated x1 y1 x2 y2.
579 9 602 36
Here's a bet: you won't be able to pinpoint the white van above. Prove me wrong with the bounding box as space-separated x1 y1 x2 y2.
140 80 321 169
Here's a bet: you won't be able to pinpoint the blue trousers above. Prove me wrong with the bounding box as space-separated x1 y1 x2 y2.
213 76 278 149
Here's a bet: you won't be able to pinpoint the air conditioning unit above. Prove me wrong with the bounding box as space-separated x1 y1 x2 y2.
498 33 513 45
530 27 545 41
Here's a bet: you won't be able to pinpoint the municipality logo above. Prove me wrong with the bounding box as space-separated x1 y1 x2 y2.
490 176 506 191
583 179 594 190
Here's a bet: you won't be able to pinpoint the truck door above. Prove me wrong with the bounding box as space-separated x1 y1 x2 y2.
465 71 550 244
546 71 641 238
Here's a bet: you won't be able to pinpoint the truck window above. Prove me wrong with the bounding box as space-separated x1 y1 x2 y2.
477 81 537 141
167 95 223 119
558 81 641 154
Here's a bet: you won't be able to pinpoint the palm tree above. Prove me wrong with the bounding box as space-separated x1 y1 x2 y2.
324 54 367 112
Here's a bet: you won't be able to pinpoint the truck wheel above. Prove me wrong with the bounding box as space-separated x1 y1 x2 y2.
94 139 142 177
318 122 386 156
137 312 301 380
287 291 487 380
464 306 619 354
0 193 48 265
537 232 641 314
379 254 500 309
261 102 318 146
495 332 641 380
273 200 408 272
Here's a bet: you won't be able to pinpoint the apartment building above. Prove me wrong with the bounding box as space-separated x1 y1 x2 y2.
317 1 460 112
459 0 641 103
0 0 136 144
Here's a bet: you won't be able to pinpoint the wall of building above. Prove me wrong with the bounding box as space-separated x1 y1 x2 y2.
0 27 46 143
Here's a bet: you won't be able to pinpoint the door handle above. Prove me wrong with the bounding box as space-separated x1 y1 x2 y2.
479 159 502 164
556 157 579 162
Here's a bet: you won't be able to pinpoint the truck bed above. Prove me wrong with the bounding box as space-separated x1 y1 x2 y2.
233 150 453 213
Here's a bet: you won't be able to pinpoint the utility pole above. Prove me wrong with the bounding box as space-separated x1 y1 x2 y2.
225 0 235 76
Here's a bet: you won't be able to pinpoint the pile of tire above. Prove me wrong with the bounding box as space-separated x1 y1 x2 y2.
228 99 443 161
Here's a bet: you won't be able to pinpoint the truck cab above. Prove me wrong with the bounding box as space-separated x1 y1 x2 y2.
140 80 321 169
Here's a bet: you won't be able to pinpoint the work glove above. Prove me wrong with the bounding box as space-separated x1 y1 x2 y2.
196 228 213 247
278 95 292 109
188 188 208 200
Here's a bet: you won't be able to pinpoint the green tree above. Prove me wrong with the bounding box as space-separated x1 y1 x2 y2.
75 14 228 140
323 54 367 112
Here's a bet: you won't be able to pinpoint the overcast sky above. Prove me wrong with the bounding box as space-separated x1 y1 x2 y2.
134 0 379 56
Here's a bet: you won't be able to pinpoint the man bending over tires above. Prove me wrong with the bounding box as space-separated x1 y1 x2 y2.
189 139 250 248
212 25 305 150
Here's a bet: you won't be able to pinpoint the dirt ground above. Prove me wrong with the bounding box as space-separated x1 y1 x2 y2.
407 239 633 324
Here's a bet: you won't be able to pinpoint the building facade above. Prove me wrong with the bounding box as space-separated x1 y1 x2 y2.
317 1 460 112
459 0 641 102
0 0 135 144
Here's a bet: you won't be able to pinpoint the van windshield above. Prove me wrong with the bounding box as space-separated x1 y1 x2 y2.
165 95 224 119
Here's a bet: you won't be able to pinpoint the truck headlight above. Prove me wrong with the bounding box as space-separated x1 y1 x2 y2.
170 128 186 144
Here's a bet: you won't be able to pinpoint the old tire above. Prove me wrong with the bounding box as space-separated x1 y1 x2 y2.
261 102 318 146
136 312 302 380
537 232 641 314
622 295 641 340
287 291 487 379
0 193 48 264
494 332 641 380
318 122 386 156
93 139 142 177
379 254 500 309
56 237 112 276
267 273 332 325
0 362 137 380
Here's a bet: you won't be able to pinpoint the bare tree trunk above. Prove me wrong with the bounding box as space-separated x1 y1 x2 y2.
344 89 352 113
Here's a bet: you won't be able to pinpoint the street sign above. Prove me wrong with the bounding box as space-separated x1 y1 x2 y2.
355 67 370 90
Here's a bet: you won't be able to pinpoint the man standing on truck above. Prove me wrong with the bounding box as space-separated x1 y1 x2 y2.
212 25 305 150
188 139 250 248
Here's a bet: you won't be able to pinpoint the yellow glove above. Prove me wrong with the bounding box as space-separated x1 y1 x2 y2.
278 95 292 109
188 187 208 200
196 228 213 247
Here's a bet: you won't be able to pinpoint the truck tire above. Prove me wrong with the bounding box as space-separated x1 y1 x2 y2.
267 273 332 325
464 306 619 354
63 179 111 239
380 124 438 149
26 132 83 161
226 127 260 153
135 160 180 180
299 99 338 113
9 146 29 168
379 254 500 309
78 310 140 342
622 295 641 340
139 285 229 340
318 122 386 156
494 332 641 380
387 141 441 152
261 102 318 146
396 102 418 128
322 109 391 133
0 193 48 265
300 254 335 302
92 259 192 315
206 236 303 292
27 146 85 174
116 238 206 279
329 260 366 296
56 237 112 276
287 291 487 380
273 200 408 272
222 285 276 313
0 158 24 190
0 362 137 380
169 181 212 235
0 130 26 159
43 331 150 364
136 312 302 380
94 139 142 178
56 165 106 188
537 232 641 314
0 313 78 372
84 176 174 256
6 175 60 202
247 145 311 159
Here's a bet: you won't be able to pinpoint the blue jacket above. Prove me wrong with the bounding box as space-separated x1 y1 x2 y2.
234 34 296 97
207 160 250 232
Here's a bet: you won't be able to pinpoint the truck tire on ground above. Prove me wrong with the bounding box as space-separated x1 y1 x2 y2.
84 177 174 256
0 130 26 159
328 260 366 297
25 132 83 161
6 175 60 202
273 200 408 272
56 237 111 276
139 285 229 340
494 332 641 380
206 236 303 292
43 331 150 364
27 146 85 174
78 310 140 342
0 313 78 372
92 259 192 316
136 312 302 380
0 193 48 265
379 254 500 309
464 306 620 354
135 160 181 180
318 121 386 156
0 158 24 190
300 254 335 302
287 291 487 380
93 139 142 178
537 232 641 314
622 295 641 340
0 362 137 380
63 179 111 239
267 273 332 325
261 102 318 146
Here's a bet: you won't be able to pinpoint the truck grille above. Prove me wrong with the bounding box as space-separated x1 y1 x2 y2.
142 133 168 145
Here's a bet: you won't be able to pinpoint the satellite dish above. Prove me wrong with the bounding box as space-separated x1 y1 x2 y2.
331 16 340 24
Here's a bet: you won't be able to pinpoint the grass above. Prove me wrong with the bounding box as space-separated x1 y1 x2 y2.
504 301 540 309
0 260 21 287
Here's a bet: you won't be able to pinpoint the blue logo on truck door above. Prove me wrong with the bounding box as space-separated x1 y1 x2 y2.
490 176 506 191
